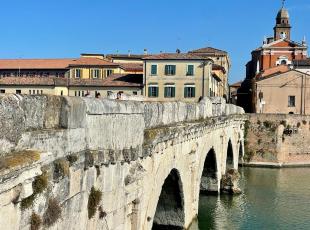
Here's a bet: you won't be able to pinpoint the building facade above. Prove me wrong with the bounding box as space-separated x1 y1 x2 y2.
256 70 310 114
238 5 308 113
143 53 214 102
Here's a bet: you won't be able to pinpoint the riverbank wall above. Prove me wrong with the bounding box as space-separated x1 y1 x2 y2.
242 114 310 167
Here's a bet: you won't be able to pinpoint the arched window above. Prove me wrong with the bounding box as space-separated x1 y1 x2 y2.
281 60 287 65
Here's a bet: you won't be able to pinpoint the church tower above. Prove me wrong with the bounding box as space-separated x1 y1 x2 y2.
274 3 291 40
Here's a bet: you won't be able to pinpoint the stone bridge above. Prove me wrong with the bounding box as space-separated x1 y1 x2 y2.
0 95 245 230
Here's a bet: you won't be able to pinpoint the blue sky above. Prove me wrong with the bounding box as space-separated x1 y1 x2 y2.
1 0 309 83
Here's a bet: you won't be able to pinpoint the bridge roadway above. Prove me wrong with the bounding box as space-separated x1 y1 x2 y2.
0 95 245 230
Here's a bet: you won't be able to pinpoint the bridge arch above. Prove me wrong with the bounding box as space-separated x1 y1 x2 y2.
226 139 234 171
200 148 219 194
151 168 185 229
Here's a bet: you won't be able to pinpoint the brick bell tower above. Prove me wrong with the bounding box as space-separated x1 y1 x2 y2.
274 0 291 40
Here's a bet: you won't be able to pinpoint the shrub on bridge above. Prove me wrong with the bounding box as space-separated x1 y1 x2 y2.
88 187 102 219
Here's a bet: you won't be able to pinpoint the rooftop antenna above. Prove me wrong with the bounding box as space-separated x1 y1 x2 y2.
282 0 286 8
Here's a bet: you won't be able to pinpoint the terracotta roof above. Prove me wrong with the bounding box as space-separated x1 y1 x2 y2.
143 53 211 60
0 77 67 86
69 74 143 87
68 57 118 67
0 57 117 70
293 59 310 67
106 54 148 59
0 74 143 88
189 47 227 55
0 59 73 70
119 63 143 72
256 65 290 79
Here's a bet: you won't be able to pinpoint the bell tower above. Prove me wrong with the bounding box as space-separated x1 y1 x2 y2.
274 0 291 40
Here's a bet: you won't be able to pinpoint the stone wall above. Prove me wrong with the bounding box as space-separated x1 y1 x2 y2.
244 114 310 164
0 94 244 230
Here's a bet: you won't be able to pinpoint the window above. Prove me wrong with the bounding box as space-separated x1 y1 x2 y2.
75 69 82 78
91 69 100 79
165 65 176 75
148 84 159 97
288 96 295 107
187 65 194 76
82 91 85 97
281 60 287 65
33 90 36 94
37 90 39 94
75 91 77 97
16 90 21 94
107 91 113 96
184 85 195 98
61 90 63 96
133 91 138 95
164 84 175 98
0 89 5 94
29 90 31 95
151 65 157 75
41 90 43 94
106 69 113 77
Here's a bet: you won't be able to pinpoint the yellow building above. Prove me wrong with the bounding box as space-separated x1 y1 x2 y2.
143 53 215 102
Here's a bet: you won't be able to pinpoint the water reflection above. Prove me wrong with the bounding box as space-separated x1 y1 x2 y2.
189 168 310 230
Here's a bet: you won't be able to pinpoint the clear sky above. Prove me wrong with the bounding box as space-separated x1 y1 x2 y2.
1 0 309 83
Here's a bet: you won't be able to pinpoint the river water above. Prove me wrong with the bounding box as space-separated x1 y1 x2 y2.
190 167 310 230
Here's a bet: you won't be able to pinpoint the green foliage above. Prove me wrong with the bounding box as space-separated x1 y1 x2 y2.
43 198 62 227
30 212 42 230
257 120 261 125
263 120 273 129
88 187 102 219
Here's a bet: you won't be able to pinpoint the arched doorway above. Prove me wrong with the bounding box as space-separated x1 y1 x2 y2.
226 139 234 171
152 169 185 230
200 148 218 194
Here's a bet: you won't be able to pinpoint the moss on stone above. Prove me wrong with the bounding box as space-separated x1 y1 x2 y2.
87 187 102 219
54 159 70 180
0 150 40 171
30 212 42 230
20 194 36 210
66 154 78 166
43 198 62 227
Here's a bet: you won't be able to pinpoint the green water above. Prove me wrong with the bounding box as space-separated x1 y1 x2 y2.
190 167 310 230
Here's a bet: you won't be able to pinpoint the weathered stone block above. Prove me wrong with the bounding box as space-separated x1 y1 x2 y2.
60 96 86 129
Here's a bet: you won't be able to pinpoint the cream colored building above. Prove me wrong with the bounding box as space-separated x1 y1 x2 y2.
143 53 215 102
256 69 310 114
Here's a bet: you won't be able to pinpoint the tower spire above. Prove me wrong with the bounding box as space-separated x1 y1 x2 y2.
282 0 286 8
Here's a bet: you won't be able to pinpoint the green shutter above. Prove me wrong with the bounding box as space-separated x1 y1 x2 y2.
172 65 176 75
164 87 167 97
172 87 175 97
165 65 168 75
156 88 159 97
148 87 152 97
192 87 196 97
184 87 187 98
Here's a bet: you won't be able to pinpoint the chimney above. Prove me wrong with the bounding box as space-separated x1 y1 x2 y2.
144 48 148 55
128 50 131 57
176 49 181 54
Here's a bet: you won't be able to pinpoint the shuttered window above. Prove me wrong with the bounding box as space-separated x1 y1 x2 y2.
148 85 159 97
184 85 195 98
151 65 157 75
165 65 176 75
187 65 194 76
164 85 175 98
